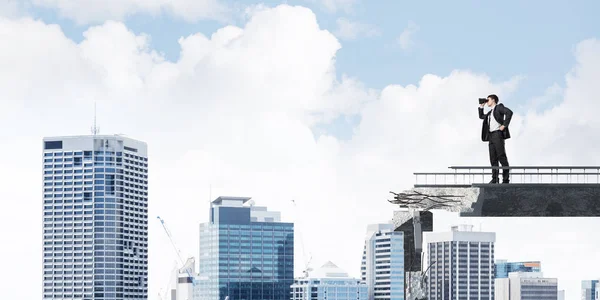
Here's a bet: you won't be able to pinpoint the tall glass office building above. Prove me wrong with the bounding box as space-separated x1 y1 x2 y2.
42 135 148 299
495 260 541 278
196 196 294 300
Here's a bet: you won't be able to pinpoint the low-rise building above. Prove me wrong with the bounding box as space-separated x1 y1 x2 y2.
291 261 368 300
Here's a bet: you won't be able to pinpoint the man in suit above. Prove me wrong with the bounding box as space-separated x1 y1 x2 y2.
479 94 513 183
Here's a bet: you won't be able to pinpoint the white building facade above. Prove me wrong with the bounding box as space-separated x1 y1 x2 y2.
495 272 557 300
291 261 368 300
361 223 404 300
424 224 495 300
42 135 149 299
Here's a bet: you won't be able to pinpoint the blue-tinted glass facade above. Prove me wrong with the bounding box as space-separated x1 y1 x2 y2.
582 280 599 300
42 136 148 300
494 261 541 278
197 199 294 300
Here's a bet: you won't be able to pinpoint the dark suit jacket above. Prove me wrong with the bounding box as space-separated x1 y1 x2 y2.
479 103 513 141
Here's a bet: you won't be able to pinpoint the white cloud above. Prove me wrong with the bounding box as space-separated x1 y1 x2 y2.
398 21 419 50
30 0 230 24
1 5 599 300
334 17 380 40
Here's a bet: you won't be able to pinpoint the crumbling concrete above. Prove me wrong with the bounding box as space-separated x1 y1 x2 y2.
402 184 600 217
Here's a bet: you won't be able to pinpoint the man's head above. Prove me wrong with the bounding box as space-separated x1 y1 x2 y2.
486 94 499 107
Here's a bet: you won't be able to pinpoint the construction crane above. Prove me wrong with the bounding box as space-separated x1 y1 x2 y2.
157 216 198 286
157 262 179 300
291 200 313 278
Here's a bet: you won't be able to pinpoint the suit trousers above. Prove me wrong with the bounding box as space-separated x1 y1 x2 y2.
488 131 510 181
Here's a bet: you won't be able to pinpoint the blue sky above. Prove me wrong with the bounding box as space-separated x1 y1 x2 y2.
27 0 600 139
31 0 600 94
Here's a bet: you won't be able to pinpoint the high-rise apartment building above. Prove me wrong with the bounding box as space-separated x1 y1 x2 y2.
424 224 495 300
495 272 557 300
582 280 599 300
42 135 149 299
196 196 294 300
361 223 405 300
495 260 541 278
291 261 368 300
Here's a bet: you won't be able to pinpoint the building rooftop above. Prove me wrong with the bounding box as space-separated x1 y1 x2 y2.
211 196 252 205
309 261 350 279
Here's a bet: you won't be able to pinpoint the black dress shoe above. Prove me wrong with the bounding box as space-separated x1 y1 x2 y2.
502 181 509 184
489 179 499 184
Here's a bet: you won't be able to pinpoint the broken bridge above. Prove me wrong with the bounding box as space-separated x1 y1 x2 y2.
389 165 600 300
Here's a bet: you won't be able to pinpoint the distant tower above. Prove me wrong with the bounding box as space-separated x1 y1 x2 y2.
361 223 405 300
495 272 557 300
582 280 600 300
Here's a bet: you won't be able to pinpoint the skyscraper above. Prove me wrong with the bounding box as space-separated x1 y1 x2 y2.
196 196 294 300
424 224 495 300
291 261 368 300
42 135 149 300
361 223 405 300
495 260 541 278
582 280 599 300
495 272 557 300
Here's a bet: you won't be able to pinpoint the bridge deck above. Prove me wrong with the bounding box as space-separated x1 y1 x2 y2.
398 166 600 217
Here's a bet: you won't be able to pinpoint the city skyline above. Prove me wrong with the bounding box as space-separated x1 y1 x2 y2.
2 1 600 300
32 133 600 300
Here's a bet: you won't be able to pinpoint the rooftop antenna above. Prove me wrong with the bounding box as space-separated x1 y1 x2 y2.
91 102 100 135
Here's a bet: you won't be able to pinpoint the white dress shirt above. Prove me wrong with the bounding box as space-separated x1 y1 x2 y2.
488 106 502 132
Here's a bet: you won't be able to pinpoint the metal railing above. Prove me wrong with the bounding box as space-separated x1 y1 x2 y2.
414 166 600 186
